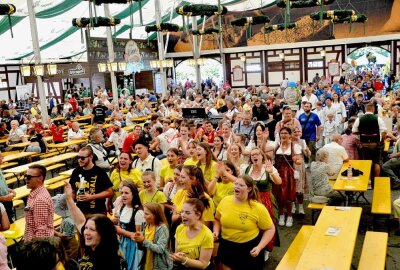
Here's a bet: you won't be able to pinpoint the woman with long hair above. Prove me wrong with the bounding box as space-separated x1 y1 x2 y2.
221 122 234 147
139 171 167 205
64 182 121 270
246 122 275 160
172 166 215 227
332 92 347 133
171 198 214 270
133 202 172 270
163 164 184 203
176 124 191 163
197 142 218 184
212 135 227 161
242 147 281 251
208 160 237 207
213 175 275 270
273 127 303 228
113 181 145 270
110 152 143 197
160 148 179 189
290 127 310 217
227 143 245 171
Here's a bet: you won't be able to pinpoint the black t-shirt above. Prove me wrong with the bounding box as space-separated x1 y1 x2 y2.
92 105 108 123
70 165 112 215
29 133 46 153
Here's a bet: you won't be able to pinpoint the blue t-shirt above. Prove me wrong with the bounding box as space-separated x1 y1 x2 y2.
298 112 321 141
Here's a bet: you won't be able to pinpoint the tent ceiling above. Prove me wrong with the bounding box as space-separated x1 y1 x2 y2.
0 0 274 63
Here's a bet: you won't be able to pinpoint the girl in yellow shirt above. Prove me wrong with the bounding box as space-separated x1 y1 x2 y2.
213 175 275 270
132 202 172 270
208 160 237 207
172 165 215 227
110 152 143 198
160 148 179 189
183 140 198 166
196 142 218 184
139 171 167 206
171 198 213 269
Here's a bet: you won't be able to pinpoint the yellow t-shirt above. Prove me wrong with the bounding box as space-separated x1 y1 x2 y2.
199 160 217 183
175 224 214 260
139 190 167 205
110 168 143 197
172 189 215 222
213 182 234 207
160 166 175 182
216 195 273 243
183 158 198 166
144 225 156 270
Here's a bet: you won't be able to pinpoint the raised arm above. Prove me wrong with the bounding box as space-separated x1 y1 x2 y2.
64 181 86 232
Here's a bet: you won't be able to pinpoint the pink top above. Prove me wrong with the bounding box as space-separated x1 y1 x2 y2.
0 235 10 270
341 134 361 160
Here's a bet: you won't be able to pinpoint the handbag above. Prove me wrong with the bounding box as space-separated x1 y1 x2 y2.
281 143 300 180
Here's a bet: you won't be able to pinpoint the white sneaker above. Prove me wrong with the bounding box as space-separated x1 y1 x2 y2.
264 251 269 262
286 216 293 227
292 202 296 214
299 204 305 215
278 215 285 226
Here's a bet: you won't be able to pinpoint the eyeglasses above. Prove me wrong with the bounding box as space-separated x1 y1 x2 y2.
76 156 90 160
25 174 41 180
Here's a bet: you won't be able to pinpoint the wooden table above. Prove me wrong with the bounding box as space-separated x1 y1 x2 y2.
72 115 93 122
47 139 87 153
3 152 36 163
4 152 78 182
295 206 362 270
52 116 65 121
8 142 30 150
333 160 372 206
60 168 74 177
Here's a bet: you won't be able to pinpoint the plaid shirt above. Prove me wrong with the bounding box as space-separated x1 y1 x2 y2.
24 185 54 241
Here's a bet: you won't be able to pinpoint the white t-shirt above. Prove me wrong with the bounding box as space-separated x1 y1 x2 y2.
108 130 128 150
322 142 348 179
276 144 302 155
67 129 85 141
120 206 145 226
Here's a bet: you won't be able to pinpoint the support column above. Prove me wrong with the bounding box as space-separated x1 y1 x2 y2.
218 0 226 82
155 0 167 97
27 0 48 124
104 4 118 104
192 17 201 90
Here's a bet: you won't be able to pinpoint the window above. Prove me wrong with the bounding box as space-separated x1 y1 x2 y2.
308 61 324 68
246 63 261 72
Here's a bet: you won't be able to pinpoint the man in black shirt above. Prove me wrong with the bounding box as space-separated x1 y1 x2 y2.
92 101 108 124
252 98 268 121
69 146 113 215
348 93 365 118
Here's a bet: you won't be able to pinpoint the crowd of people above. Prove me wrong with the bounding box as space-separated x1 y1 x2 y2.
0 70 400 270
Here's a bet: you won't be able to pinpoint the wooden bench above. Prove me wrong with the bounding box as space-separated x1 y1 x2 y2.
4 173 14 179
276 225 314 270
46 163 66 177
46 181 66 192
308 180 335 224
358 231 388 270
0 162 18 169
40 152 58 159
12 199 24 208
371 177 391 232
44 175 69 186
6 177 18 186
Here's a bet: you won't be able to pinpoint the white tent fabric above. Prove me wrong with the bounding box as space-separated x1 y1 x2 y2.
0 0 275 63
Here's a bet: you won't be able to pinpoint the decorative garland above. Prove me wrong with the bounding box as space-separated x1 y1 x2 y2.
176 4 228 17
83 0 142 4
145 23 180 33
309 10 355 21
276 0 335 8
265 23 296 34
0 4 16 38
192 28 219 35
332 14 367 23
230 16 270 27
72 17 121 27
0 4 15 14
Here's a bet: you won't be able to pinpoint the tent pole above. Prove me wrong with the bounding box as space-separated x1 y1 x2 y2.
27 0 49 124
192 17 201 92
155 0 167 98
218 0 226 83
104 4 119 104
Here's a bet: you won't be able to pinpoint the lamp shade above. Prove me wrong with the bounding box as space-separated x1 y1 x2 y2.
240 55 246 62
20 66 31 77
118 62 127 71
33 65 45 76
279 52 285 60
110 62 118 72
150 60 160 69
47 64 57 75
320 50 326 57
98 63 107 72
163 59 173 68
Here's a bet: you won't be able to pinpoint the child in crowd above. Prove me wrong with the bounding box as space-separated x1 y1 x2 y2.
322 113 338 145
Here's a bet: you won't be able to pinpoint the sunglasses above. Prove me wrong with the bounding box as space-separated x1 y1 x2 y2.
25 174 41 180
76 155 90 160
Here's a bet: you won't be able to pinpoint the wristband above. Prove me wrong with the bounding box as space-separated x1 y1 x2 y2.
182 257 189 265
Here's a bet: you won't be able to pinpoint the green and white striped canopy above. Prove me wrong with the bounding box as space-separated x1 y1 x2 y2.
0 0 275 63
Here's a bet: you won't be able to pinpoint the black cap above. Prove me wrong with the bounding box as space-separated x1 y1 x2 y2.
133 136 149 149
